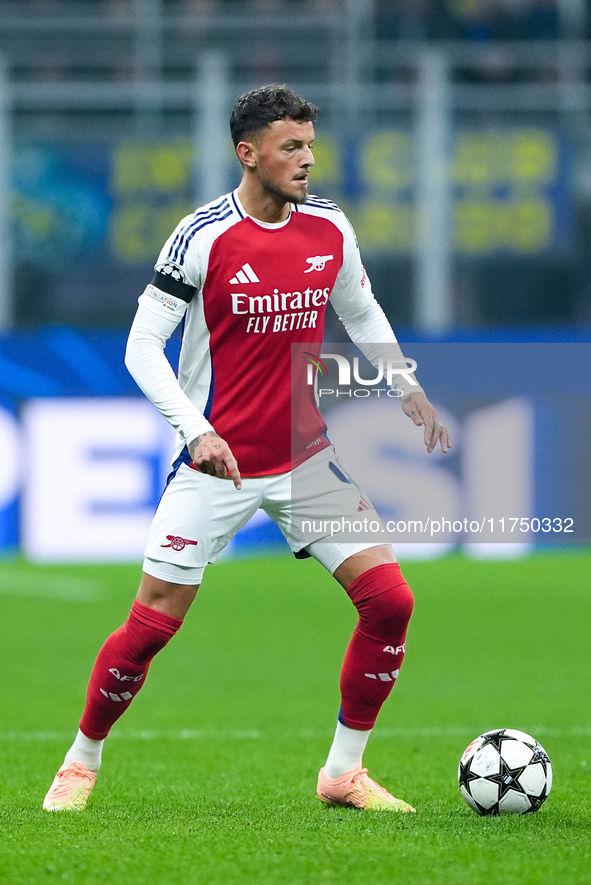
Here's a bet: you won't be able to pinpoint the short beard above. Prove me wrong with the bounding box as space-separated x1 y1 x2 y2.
259 173 308 205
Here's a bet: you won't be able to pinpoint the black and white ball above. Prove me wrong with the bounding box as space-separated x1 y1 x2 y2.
458 729 552 815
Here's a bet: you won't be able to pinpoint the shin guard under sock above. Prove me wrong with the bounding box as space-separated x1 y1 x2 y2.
79 600 182 740
339 563 414 731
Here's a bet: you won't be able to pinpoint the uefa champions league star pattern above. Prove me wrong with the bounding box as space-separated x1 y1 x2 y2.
458 728 552 816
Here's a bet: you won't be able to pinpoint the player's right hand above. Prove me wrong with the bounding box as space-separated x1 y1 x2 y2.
188 432 242 490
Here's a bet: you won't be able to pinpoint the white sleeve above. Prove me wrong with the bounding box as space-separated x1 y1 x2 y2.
330 217 424 397
125 292 214 446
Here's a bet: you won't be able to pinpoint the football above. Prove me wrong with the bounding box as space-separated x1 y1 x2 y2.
458 728 552 815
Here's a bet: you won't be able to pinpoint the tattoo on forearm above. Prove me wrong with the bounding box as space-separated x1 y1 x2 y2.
189 431 220 459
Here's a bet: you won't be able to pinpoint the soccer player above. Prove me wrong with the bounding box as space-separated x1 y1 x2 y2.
43 85 450 813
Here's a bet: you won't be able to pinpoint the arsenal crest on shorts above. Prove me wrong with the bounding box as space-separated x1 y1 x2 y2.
161 535 198 551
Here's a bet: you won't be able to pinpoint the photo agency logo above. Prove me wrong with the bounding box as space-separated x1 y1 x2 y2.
303 352 419 399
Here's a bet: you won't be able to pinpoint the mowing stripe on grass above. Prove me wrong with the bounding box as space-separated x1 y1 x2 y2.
0 571 100 601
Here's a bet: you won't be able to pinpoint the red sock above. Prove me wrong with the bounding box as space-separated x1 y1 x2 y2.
339 563 414 731
79 600 183 740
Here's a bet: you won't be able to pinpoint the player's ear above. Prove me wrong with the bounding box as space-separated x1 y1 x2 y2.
236 141 257 168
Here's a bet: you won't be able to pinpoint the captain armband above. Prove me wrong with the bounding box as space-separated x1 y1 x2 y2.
139 268 197 315
151 266 198 303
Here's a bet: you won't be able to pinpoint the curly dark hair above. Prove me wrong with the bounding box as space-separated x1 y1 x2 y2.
230 84 318 147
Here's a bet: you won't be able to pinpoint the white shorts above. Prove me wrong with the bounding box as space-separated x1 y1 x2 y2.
143 445 391 585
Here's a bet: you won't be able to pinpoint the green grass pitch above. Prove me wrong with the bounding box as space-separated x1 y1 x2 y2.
1 552 590 884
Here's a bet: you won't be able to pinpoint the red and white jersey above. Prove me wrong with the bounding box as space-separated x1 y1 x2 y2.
129 190 396 476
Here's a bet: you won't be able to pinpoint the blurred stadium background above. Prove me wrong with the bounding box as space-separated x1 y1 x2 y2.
2 12 590 881
0 0 590 563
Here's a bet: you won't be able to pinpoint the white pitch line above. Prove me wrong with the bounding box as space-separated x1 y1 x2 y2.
0 729 263 742
1 726 591 742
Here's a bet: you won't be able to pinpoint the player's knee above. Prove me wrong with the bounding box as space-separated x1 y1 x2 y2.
124 599 184 664
348 563 414 637
391 579 414 620
362 582 414 636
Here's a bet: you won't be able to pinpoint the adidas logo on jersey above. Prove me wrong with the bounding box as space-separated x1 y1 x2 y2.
229 263 260 285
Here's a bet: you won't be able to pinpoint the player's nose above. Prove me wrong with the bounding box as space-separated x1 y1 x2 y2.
303 146 315 167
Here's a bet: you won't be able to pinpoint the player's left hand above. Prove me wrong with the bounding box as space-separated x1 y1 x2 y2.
401 392 451 454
